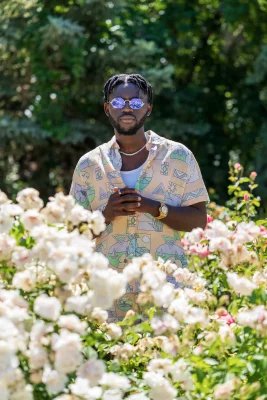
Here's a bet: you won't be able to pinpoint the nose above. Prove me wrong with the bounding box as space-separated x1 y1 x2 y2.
122 100 133 113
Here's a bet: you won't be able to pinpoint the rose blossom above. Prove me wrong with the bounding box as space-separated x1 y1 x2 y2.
227 272 256 296
78 359 106 385
42 365 67 394
16 188 44 211
216 309 235 326
20 209 44 230
70 377 102 399
53 330 83 373
34 294 62 321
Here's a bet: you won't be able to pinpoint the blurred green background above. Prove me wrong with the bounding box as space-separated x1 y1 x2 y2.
1 0 267 208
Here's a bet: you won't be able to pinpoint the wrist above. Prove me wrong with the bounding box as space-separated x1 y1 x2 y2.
147 199 161 218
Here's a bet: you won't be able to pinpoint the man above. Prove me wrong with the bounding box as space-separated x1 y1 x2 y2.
70 73 209 322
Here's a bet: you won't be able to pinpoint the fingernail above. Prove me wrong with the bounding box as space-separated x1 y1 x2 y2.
137 202 140 206
138 197 141 201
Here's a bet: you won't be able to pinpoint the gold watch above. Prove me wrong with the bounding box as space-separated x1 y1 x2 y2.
155 202 168 220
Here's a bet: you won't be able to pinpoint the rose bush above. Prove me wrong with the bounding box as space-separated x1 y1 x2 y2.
0 162 266 400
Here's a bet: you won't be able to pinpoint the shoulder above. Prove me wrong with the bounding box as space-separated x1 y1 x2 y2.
159 135 193 165
75 145 104 172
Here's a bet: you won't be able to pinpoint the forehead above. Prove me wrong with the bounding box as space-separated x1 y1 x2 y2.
110 82 146 100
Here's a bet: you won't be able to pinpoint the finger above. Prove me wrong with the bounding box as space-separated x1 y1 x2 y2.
114 202 141 211
113 195 141 204
120 187 138 195
114 211 137 217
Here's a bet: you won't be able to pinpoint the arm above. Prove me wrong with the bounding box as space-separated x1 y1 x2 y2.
138 198 207 232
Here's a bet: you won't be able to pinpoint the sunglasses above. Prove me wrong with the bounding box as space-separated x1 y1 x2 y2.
107 97 145 110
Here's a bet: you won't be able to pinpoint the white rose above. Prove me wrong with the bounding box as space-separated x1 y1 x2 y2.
209 237 232 253
68 204 91 225
42 365 67 394
227 272 256 296
87 252 109 271
151 314 179 335
151 283 174 308
41 202 65 224
143 372 177 400
0 233 16 261
214 380 236 399
0 190 9 205
88 210 106 236
53 330 83 374
70 377 102 400
205 220 231 239
20 209 44 231
102 388 123 400
65 294 93 315
58 315 87 334
78 359 106 385
0 210 13 233
28 344 47 370
34 294 62 321
91 307 108 324
11 247 32 268
123 262 141 281
16 188 44 211
89 269 126 309
12 270 36 292
106 323 122 340
99 372 130 391
0 340 18 378
55 259 78 283
184 227 204 244
51 192 75 214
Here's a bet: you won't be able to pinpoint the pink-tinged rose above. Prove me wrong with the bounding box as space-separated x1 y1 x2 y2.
234 163 241 170
250 171 257 179
207 214 214 223
217 310 235 326
190 244 211 258
244 193 250 201
260 226 267 238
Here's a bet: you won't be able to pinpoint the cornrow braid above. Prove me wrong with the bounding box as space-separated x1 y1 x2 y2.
103 73 153 104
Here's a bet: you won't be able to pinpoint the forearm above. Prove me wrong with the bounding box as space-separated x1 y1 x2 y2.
144 199 207 232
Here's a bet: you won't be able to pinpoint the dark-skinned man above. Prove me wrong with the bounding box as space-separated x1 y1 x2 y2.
70 74 209 322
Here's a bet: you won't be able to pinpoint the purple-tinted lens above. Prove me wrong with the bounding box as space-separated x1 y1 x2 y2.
129 98 144 109
110 97 125 108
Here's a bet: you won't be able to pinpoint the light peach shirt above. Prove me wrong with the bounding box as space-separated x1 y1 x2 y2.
70 131 209 322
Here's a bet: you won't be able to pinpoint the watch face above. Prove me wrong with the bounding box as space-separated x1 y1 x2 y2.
161 205 168 215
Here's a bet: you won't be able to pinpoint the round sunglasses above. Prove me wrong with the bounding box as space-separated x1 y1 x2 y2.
107 97 145 110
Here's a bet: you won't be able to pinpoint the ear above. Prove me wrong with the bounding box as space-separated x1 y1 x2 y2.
104 103 109 116
147 103 152 116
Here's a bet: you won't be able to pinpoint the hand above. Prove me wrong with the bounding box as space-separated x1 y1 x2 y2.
103 186 141 223
125 193 160 218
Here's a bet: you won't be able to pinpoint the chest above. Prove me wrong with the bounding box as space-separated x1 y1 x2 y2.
120 150 149 171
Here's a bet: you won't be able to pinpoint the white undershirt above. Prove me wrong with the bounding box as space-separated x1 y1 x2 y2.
120 159 147 188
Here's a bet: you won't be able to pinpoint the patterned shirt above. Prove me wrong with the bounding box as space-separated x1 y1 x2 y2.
70 131 209 322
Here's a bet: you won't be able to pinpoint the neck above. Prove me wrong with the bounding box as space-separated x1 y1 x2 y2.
115 127 147 153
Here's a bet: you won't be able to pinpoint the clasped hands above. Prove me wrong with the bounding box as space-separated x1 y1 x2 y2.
103 186 159 223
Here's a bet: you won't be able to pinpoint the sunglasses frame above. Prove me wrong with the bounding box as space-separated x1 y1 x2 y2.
107 97 145 110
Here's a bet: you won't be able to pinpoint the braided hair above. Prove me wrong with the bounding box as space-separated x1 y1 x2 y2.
103 73 153 104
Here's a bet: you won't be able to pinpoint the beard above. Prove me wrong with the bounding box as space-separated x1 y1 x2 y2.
108 113 147 136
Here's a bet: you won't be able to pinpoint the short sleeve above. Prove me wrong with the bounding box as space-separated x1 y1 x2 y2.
181 152 210 207
69 163 93 211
